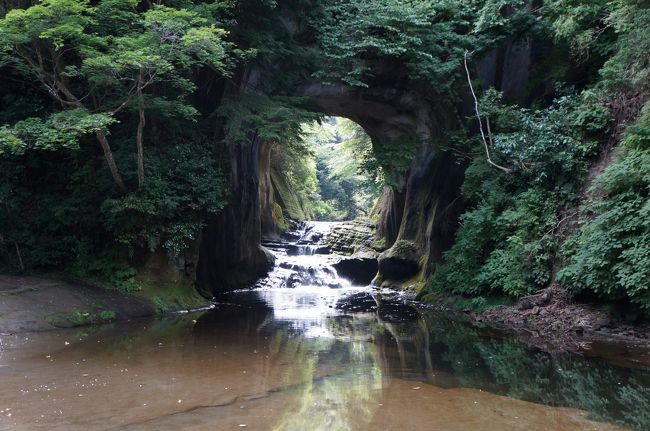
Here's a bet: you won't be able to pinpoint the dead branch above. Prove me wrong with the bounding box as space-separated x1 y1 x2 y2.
464 50 513 174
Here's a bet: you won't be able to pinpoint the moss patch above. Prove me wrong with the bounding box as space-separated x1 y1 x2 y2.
370 236 387 252
389 240 417 258
400 276 426 293
48 309 117 328
137 281 209 314
273 202 289 232
419 289 514 312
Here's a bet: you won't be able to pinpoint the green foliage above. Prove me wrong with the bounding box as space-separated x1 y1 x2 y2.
559 106 650 309
102 144 227 256
271 139 320 221
428 0 650 308
428 93 603 298
0 0 232 275
152 296 173 314
545 0 650 93
482 91 603 187
315 0 530 89
0 0 235 191
0 110 115 155
360 137 416 190
218 95 320 146
306 118 381 220
270 117 381 222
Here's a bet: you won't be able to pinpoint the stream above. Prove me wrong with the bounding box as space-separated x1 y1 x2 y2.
1 222 650 430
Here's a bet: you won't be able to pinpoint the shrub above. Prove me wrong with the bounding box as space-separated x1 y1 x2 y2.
559 108 650 309
427 93 603 299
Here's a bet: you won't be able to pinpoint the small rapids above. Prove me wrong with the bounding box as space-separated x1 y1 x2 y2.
259 221 354 290
246 221 379 337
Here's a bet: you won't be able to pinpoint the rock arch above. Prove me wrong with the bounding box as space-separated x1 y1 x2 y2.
196 80 466 295
195 34 535 295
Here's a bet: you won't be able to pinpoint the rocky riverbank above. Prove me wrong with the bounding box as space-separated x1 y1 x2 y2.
471 285 650 353
304 221 650 352
0 275 209 334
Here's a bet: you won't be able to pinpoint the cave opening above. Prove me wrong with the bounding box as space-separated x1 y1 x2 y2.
270 116 382 222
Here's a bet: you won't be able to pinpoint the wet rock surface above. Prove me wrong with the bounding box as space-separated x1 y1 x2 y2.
333 255 378 285
324 220 385 256
335 290 419 322
0 276 154 333
377 240 420 282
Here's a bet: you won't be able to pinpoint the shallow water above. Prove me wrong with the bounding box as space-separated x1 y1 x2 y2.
1 222 650 431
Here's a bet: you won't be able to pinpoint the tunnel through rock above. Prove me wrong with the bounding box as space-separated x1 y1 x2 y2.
265 116 381 227
196 82 468 296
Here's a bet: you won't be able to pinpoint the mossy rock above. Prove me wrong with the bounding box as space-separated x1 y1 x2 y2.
273 202 289 232
137 281 210 314
377 240 420 282
47 309 117 328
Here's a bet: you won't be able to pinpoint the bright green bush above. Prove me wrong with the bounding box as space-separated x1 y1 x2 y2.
427 94 603 298
559 108 650 309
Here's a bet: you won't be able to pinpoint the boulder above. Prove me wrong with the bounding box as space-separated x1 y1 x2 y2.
376 240 420 282
333 253 378 286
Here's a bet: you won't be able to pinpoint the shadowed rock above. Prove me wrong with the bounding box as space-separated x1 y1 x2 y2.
333 253 378 285
377 240 420 282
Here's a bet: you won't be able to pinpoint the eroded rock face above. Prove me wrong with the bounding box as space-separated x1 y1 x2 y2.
376 240 420 283
333 254 378 286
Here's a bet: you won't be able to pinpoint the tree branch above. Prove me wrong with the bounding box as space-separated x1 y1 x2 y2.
463 50 513 174
136 70 146 189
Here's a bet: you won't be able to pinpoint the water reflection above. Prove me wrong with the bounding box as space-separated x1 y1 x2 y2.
0 300 645 430
1 222 648 430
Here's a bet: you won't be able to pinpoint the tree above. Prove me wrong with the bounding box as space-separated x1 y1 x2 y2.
0 0 232 191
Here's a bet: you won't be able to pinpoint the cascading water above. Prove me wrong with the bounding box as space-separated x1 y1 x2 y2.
247 221 371 337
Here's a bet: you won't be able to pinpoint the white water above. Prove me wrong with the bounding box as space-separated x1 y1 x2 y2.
252 221 370 338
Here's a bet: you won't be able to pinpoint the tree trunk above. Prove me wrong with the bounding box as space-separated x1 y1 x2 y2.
136 110 145 189
136 76 145 189
96 131 128 193
14 241 24 273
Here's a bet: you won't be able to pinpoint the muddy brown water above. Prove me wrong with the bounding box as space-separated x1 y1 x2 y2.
1 295 649 431
1 222 650 430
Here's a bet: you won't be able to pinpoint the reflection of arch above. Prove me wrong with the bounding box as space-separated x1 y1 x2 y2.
370 293 457 388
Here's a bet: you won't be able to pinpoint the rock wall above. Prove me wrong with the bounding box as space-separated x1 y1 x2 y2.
194 33 535 294
196 70 275 295
196 130 275 295
133 239 203 292
259 140 277 239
